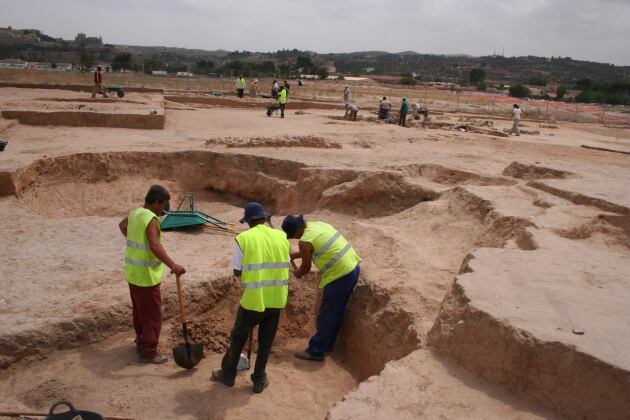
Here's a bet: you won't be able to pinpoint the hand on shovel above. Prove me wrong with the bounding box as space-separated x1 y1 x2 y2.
171 263 186 276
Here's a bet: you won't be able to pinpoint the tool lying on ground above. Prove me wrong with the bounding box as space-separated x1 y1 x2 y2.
161 193 236 234
0 140 7 152
0 400 134 419
172 274 204 369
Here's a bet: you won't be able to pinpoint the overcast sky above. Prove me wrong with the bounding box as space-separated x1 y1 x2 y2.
1 0 629 65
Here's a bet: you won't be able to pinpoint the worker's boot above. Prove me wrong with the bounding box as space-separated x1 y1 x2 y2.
211 369 235 387
294 350 324 361
139 353 168 364
252 375 269 394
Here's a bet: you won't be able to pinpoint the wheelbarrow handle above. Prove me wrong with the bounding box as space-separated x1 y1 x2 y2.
175 274 187 324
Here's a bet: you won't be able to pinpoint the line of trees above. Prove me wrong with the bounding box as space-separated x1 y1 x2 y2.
574 78 630 105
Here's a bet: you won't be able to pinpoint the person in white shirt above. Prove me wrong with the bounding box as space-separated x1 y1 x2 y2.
511 104 522 136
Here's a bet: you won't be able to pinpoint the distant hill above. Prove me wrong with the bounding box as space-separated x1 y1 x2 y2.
1 26 629 85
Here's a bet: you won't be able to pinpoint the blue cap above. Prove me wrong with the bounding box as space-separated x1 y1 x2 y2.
282 214 304 239
240 202 268 224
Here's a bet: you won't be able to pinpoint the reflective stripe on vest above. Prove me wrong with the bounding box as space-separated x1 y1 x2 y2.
319 243 352 273
242 279 289 289
313 231 341 260
126 239 149 251
242 262 291 272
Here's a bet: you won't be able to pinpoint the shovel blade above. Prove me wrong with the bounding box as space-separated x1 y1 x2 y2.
173 342 204 369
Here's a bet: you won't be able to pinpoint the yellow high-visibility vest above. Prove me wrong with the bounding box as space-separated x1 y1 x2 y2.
301 221 361 288
278 88 287 104
236 224 290 312
125 207 164 287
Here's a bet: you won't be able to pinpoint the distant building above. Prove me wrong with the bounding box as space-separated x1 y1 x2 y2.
27 61 51 70
176 71 194 77
152 70 168 76
75 33 103 48
0 59 27 69
326 62 336 73
364 67 375 73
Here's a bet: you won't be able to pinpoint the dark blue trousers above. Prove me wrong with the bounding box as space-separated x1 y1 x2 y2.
307 264 360 356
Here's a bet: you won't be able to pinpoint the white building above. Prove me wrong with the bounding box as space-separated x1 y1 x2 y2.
0 59 27 69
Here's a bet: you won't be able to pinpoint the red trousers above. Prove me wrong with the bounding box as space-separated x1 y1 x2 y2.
129 283 162 358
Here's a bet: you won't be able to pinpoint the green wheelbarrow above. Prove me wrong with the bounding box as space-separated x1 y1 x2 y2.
161 192 236 234
105 85 125 98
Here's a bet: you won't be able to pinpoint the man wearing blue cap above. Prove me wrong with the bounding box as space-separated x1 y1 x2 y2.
211 202 290 393
282 215 361 361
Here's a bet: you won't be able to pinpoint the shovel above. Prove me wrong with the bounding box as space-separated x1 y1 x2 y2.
172 274 203 369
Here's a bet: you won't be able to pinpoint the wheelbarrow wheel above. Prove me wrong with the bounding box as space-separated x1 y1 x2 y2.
117 90 125 98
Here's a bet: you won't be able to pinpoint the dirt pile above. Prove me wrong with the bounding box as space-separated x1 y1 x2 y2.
205 135 341 149
503 161 573 180
168 274 319 354
392 163 516 187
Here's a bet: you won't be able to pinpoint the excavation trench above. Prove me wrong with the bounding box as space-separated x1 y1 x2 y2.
0 151 431 418
0 150 545 418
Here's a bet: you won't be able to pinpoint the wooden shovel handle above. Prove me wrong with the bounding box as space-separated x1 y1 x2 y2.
175 274 187 324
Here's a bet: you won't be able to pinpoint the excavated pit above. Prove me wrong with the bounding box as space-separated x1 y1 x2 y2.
0 88 165 129
0 151 430 418
4 150 624 419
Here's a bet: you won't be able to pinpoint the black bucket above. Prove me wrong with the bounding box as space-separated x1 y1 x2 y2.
0 141 7 152
45 400 104 420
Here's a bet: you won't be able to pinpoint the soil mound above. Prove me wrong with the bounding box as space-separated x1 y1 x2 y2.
318 171 438 217
392 163 516 186
503 161 573 180
205 135 341 149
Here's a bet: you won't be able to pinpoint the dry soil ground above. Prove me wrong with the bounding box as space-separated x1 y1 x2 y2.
0 86 629 420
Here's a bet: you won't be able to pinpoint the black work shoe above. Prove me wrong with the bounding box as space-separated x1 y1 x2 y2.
252 378 269 394
294 350 324 361
211 369 235 387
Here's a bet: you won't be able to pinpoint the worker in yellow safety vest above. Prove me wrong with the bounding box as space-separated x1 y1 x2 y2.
212 202 290 393
118 185 186 364
278 85 287 118
282 215 361 361
235 75 247 98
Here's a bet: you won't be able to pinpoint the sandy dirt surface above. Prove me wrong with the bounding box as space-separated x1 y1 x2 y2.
0 86 629 419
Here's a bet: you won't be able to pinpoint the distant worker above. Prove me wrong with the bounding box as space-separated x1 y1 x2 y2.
510 104 521 136
250 79 259 98
91 65 108 98
236 75 247 98
411 102 428 120
212 203 290 394
298 79 303 87
344 103 358 121
283 80 290 97
118 185 186 364
278 85 287 118
343 86 350 105
282 215 361 362
271 80 279 99
399 97 409 127
378 96 391 121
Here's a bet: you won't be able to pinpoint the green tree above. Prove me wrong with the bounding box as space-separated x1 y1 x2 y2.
143 58 164 74
556 85 568 100
79 52 95 71
111 52 133 72
509 84 531 98
469 68 486 84
317 67 329 80
50 61 57 69
400 76 417 85
296 56 314 73
575 78 594 91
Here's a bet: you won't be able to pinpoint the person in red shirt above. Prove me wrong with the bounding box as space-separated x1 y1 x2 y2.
92 66 109 98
